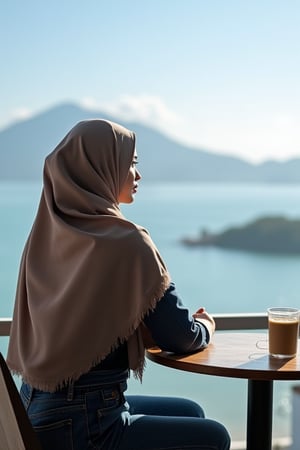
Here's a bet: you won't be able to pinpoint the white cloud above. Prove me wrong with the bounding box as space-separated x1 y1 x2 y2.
11 107 33 121
80 97 99 110
0 107 34 131
80 94 182 132
79 97 300 162
178 113 300 163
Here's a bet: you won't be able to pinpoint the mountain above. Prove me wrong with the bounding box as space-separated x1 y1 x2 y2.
181 216 300 254
1 102 300 182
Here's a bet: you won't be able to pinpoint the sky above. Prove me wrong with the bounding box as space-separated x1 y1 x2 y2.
1 0 300 163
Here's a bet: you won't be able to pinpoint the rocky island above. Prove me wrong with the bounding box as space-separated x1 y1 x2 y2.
181 216 300 254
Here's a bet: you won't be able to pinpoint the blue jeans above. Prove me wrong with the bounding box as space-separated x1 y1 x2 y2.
20 368 230 450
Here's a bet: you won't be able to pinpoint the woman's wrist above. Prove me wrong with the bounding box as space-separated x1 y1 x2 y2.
194 318 215 341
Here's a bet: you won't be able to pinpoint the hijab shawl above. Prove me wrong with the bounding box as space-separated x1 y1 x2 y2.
7 119 170 392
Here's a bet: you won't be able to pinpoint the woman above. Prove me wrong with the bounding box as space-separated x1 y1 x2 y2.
7 119 230 450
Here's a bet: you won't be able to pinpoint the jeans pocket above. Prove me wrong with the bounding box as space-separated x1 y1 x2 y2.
33 419 73 450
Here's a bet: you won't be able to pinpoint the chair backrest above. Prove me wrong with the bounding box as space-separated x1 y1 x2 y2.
0 352 42 450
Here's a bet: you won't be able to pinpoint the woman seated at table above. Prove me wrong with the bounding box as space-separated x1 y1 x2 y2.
7 119 231 450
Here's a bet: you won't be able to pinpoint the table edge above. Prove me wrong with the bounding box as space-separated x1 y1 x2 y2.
146 347 300 381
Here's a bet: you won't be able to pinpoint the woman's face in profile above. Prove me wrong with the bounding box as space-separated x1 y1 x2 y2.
118 149 141 204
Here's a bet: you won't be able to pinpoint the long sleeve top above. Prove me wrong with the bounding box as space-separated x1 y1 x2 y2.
95 283 209 370
144 282 209 353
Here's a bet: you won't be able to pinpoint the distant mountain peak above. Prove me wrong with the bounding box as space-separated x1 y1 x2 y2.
1 101 300 182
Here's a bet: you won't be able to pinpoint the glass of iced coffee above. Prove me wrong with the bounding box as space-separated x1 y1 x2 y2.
268 307 300 358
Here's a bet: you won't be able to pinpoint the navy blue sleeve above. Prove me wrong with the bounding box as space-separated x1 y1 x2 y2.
143 282 210 353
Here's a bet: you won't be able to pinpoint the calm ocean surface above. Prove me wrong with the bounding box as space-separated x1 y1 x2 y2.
2 180 300 441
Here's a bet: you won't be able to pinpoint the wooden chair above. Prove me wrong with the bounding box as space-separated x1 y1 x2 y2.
0 352 42 450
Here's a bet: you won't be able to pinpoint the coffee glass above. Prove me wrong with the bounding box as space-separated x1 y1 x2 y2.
268 307 300 358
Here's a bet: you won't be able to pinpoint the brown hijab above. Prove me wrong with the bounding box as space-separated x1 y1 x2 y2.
7 119 170 392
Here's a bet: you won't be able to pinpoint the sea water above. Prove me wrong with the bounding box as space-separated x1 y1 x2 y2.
2 180 300 441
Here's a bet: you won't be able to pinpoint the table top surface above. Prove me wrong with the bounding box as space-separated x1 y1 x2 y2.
146 332 300 381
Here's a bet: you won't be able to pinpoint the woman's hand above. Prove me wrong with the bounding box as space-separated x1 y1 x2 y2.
192 307 216 340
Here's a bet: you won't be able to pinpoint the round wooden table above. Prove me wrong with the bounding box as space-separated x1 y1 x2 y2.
146 332 300 450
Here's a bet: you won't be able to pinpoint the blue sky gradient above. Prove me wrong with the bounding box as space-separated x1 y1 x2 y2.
1 0 300 162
